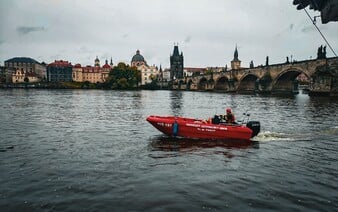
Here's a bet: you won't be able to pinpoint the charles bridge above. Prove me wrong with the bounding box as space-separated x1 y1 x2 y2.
173 57 338 96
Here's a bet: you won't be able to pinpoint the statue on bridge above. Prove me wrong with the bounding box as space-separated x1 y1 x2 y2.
250 60 254 68
317 45 327 59
266 56 269 66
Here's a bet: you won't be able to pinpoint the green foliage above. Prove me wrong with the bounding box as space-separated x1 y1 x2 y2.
61 81 83 89
142 80 160 90
205 69 213 75
106 62 140 89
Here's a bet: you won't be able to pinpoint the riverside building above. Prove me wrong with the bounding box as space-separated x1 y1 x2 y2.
47 60 73 82
4 57 46 83
72 57 112 83
131 50 159 86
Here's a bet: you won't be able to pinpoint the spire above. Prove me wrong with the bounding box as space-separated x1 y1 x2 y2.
173 45 179 56
110 57 113 66
234 45 239 61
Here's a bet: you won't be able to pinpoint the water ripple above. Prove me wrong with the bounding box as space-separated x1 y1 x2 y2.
0 90 337 211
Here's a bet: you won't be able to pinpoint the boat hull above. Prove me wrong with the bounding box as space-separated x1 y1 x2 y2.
147 115 254 140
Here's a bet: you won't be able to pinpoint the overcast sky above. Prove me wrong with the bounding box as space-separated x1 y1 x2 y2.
1 0 337 68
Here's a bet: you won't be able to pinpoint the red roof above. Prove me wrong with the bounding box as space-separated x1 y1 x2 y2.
102 64 111 69
184 67 206 72
48 60 72 67
74 64 82 68
82 66 101 73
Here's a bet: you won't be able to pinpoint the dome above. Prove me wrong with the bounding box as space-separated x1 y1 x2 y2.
131 50 145 62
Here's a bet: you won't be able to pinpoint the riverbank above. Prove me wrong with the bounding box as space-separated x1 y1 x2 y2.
0 82 169 90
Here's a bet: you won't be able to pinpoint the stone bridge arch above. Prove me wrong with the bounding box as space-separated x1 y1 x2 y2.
237 73 259 93
272 67 308 93
215 76 230 91
198 77 208 90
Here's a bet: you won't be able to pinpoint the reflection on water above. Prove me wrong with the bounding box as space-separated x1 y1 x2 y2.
149 135 259 151
170 91 183 115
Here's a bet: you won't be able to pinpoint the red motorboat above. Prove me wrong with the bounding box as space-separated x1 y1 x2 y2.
147 115 260 140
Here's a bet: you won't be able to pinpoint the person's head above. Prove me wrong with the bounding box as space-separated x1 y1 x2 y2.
226 108 231 114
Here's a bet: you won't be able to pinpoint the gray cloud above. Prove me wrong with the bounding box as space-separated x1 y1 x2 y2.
17 26 45 35
301 25 315 33
1 0 337 67
184 36 192 43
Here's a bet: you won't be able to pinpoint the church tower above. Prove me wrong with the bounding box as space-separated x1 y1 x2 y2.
170 44 184 80
110 57 113 67
95 56 100 67
231 46 241 70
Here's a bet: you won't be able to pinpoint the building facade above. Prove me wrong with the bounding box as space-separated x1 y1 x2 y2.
184 67 207 77
12 70 40 83
47 60 73 82
4 57 46 83
170 45 184 80
0 66 6 83
72 58 112 83
138 64 159 85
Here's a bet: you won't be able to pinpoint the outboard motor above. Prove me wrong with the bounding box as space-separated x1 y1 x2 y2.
212 115 221 124
246 121 260 138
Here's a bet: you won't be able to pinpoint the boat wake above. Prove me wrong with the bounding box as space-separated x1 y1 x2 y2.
252 131 297 142
252 129 329 142
322 126 338 136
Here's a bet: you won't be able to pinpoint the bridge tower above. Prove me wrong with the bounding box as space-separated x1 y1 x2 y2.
170 44 184 80
231 46 241 70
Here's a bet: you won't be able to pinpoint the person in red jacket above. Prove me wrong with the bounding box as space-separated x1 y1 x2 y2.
225 108 235 124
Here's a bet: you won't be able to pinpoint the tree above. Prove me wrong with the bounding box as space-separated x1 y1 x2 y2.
106 62 139 89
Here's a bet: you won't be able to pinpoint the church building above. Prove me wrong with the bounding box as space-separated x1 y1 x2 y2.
131 50 159 86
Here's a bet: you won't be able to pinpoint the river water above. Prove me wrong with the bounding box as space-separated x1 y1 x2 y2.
0 89 337 211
